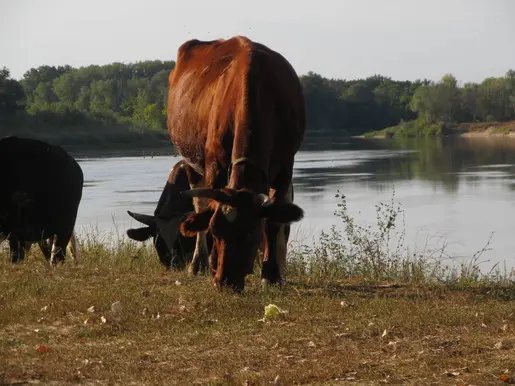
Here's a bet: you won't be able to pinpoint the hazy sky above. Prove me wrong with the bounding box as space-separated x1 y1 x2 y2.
2 0 514 82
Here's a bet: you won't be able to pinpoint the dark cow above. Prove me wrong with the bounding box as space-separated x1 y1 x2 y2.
126 160 210 269
166 36 306 291
0 136 84 264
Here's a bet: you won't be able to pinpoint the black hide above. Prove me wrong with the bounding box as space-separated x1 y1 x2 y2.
127 160 209 269
0 136 84 263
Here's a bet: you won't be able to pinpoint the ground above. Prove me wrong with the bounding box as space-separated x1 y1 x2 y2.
454 120 515 137
1 245 515 386
358 120 515 139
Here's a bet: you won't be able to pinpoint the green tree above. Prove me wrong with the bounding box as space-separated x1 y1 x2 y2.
11 57 515 142
0 67 24 115
300 72 348 133
410 74 461 124
21 65 71 109
90 79 117 113
30 81 57 112
461 83 479 122
476 77 511 121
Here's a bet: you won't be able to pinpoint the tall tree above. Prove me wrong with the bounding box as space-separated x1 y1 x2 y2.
0 67 25 115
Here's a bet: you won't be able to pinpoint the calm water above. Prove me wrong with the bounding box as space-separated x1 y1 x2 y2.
74 135 515 272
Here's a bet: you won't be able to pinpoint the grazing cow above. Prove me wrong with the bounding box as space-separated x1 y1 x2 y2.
0 136 84 264
167 36 306 291
126 160 211 269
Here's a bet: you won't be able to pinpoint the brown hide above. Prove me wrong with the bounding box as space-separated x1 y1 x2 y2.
168 36 305 186
167 36 306 291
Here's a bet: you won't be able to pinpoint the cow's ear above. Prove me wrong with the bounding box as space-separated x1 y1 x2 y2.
127 227 153 242
180 209 214 237
260 202 304 224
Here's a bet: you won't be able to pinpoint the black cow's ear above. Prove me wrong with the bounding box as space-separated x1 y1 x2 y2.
180 209 214 237
127 227 153 242
260 203 304 224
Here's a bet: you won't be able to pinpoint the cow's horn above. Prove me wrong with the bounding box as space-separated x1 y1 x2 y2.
181 188 231 204
127 210 156 226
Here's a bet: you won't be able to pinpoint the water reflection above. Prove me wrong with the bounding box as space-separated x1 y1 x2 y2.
298 134 515 195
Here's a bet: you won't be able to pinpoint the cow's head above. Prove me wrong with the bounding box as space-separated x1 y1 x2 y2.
126 210 194 269
179 188 303 291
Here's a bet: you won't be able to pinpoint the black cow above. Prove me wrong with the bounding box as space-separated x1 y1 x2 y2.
0 136 84 264
126 160 211 270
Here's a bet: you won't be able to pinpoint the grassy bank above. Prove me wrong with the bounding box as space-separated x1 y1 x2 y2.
362 120 515 139
1 242 514 385
1 194 514 385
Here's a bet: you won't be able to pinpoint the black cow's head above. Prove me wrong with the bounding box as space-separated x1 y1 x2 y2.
126 160 198 269
127 210 194 269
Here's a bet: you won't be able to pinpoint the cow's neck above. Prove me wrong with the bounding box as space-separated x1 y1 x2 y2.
227 156 268 193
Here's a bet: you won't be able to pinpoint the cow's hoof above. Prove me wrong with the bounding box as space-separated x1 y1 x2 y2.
188 263 200 276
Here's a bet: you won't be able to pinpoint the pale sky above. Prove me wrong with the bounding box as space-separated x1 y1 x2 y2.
1 0 514 83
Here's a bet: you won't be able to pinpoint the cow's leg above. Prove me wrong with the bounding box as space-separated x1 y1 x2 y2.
167 242 184 270
38 237 53 261
9 236 25 263
282 183 294 262
67 231 80 263
184 160 224 276
186 167 209 275
261 178 294 286
171 249 186 269
188 195 210 275
24 241 32 251
209 242 218 278
262 221 282 285
50 229 73 265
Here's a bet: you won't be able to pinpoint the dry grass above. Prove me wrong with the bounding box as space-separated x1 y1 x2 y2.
1 239 515 386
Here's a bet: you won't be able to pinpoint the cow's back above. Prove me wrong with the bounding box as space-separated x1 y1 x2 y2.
167 36 306 178
244 40 306 164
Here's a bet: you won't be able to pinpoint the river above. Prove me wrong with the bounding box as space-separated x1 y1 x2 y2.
74 134 515 272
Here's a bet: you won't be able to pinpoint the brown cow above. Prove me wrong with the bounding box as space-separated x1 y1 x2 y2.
167 36 306 291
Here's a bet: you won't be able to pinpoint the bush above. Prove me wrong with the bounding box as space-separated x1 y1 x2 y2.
368 119 445 138
288 189 513 286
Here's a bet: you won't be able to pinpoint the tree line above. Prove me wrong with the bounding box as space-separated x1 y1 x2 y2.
1 61 515 145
